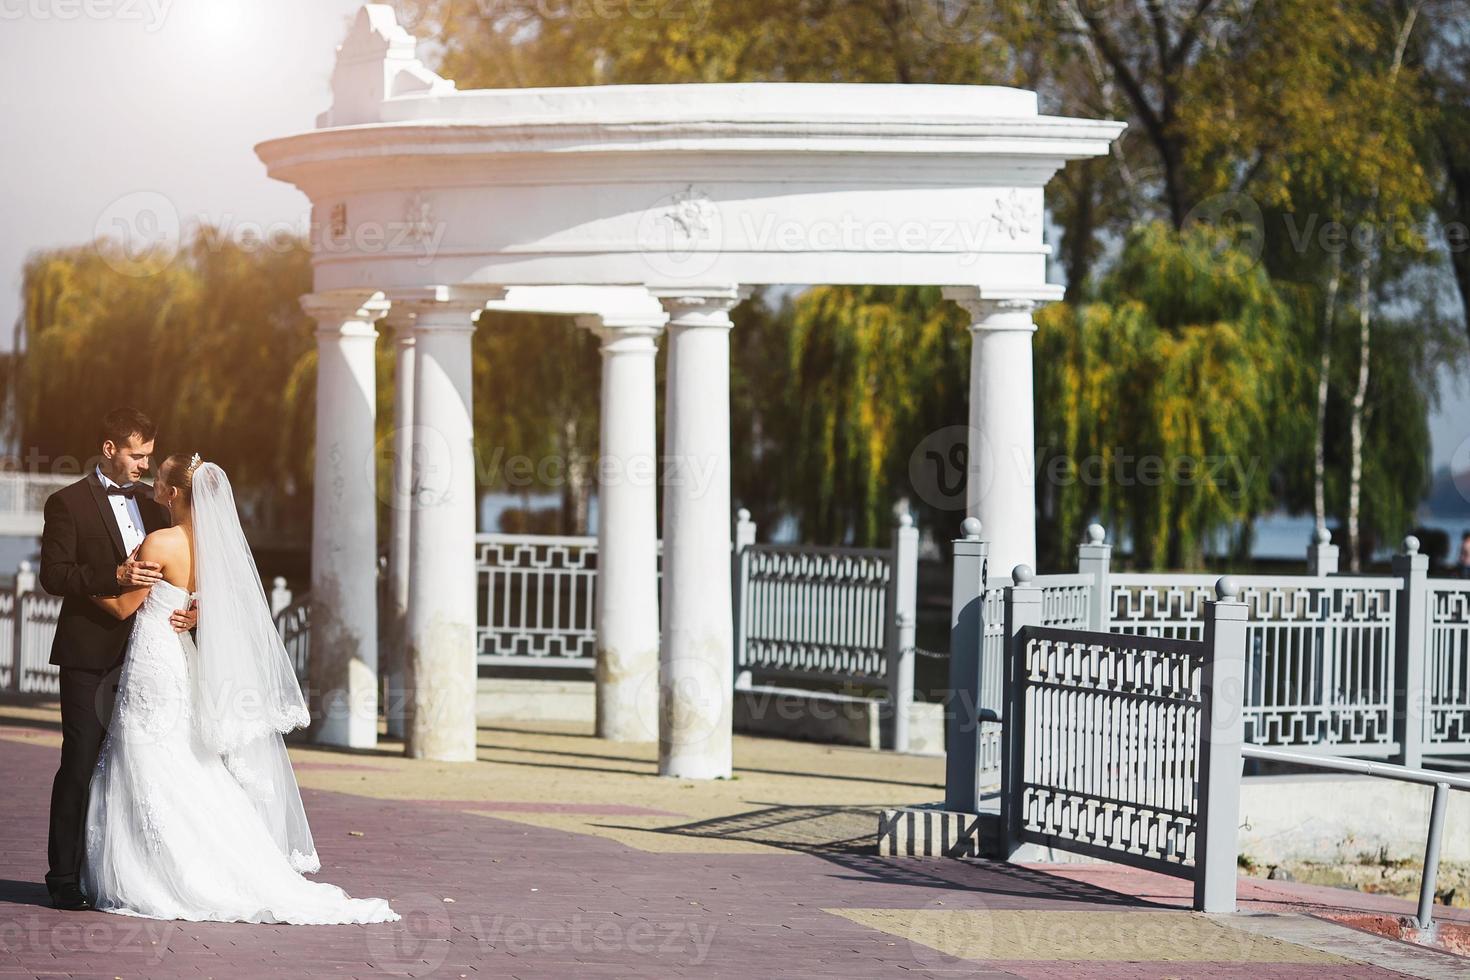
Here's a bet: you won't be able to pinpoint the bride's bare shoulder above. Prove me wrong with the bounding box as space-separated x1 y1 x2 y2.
139 526 188 561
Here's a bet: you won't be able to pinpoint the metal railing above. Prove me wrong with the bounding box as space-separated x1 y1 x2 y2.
1112 573 1401 756
1241 745 1470 936
947 557 1248 913
272 583 311 685
961 525 1468 770
0 472 75 536
732 508 921 750
0 563 62 697
475 533 612 669
1426 579 1470 755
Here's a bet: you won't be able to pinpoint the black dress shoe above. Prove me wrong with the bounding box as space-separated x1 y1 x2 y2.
49 884 93 911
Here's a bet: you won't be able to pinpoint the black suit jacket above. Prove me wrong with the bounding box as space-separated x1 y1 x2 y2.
40 473 170 671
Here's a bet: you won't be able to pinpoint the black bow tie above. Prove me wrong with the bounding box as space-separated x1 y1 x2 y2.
106 484 144 498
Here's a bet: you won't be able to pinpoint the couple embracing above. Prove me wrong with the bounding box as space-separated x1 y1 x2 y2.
41 408 397 925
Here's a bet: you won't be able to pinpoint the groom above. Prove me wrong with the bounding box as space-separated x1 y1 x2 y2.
39 408 197 911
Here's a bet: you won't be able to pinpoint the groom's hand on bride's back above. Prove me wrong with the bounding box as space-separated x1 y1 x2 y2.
170 599 197 634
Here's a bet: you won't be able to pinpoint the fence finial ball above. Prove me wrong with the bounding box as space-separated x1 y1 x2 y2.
1086 523 1106 544
1403 535 1420 555
737 507 751 522
1215 576 1240 600
898 512 914 528
1314 526 1331 545
960 517 982 540
1013 564 1035 584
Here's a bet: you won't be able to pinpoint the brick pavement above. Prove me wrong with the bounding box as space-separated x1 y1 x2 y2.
1 704 1465 979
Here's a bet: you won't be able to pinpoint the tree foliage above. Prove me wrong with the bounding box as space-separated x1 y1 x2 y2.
13 233 316 528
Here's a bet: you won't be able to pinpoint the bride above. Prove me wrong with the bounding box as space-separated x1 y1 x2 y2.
82 452 398 924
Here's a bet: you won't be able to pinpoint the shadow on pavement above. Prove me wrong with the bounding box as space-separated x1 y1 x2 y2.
606 802 1159 908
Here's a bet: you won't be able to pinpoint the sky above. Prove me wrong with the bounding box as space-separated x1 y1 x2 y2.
1 0 1467 473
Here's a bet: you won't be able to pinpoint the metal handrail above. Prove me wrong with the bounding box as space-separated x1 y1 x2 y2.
1242 745 1465 935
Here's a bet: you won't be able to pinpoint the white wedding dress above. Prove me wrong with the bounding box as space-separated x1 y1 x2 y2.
82 570 397 923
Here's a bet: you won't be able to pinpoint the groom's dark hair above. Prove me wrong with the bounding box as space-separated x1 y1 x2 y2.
99 407 157 448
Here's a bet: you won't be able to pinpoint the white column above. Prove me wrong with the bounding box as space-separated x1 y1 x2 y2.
652 286 743 779
383 314 416 740
300 291 388 749
393 286 501 762
944 289 1041 577
577 312 667 742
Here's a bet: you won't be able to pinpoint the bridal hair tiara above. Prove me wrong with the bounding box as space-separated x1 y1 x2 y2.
186 452 204 477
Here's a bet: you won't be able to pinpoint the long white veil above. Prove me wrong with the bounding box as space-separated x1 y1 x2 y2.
188 461 320 873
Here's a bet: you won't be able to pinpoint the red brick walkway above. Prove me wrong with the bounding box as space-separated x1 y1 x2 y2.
1 729 1463 978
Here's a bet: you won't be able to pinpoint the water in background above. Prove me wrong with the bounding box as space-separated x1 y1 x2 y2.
1250 512 1470 564
0 535 37 587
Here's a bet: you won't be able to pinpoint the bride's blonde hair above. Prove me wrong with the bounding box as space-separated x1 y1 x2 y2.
161 452 203 506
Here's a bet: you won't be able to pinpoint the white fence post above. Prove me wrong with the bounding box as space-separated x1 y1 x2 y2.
1076 524 1112 632
732 509 757 691
1393 536 1429 769
1000 564 1043 857
1306 527 1339 576
270 576 293 619
11 561 32 694
888 513 919 753
944 519 988 813
1195 576 1248 914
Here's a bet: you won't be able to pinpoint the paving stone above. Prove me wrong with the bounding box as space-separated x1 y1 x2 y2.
1 712 1463 978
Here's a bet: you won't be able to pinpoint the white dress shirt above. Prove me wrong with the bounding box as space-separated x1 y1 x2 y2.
96 465 147 556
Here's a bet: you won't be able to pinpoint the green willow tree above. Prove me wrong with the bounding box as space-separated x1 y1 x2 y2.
14 231 318 531
471 312 602 534
780 285 967 546
1035 223 1297 570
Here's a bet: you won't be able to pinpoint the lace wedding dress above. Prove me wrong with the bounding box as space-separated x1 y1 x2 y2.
82 467 398 925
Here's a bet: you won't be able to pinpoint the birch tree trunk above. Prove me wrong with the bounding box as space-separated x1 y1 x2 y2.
1345 3 1418 571
1314 200 1342 533
1347 253 1372 571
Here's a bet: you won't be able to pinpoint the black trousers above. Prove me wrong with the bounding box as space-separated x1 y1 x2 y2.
45 663 119 896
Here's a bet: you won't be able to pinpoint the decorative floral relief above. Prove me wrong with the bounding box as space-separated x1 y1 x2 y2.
404 192 435 244
990 189 1038 240
661 185 718 241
